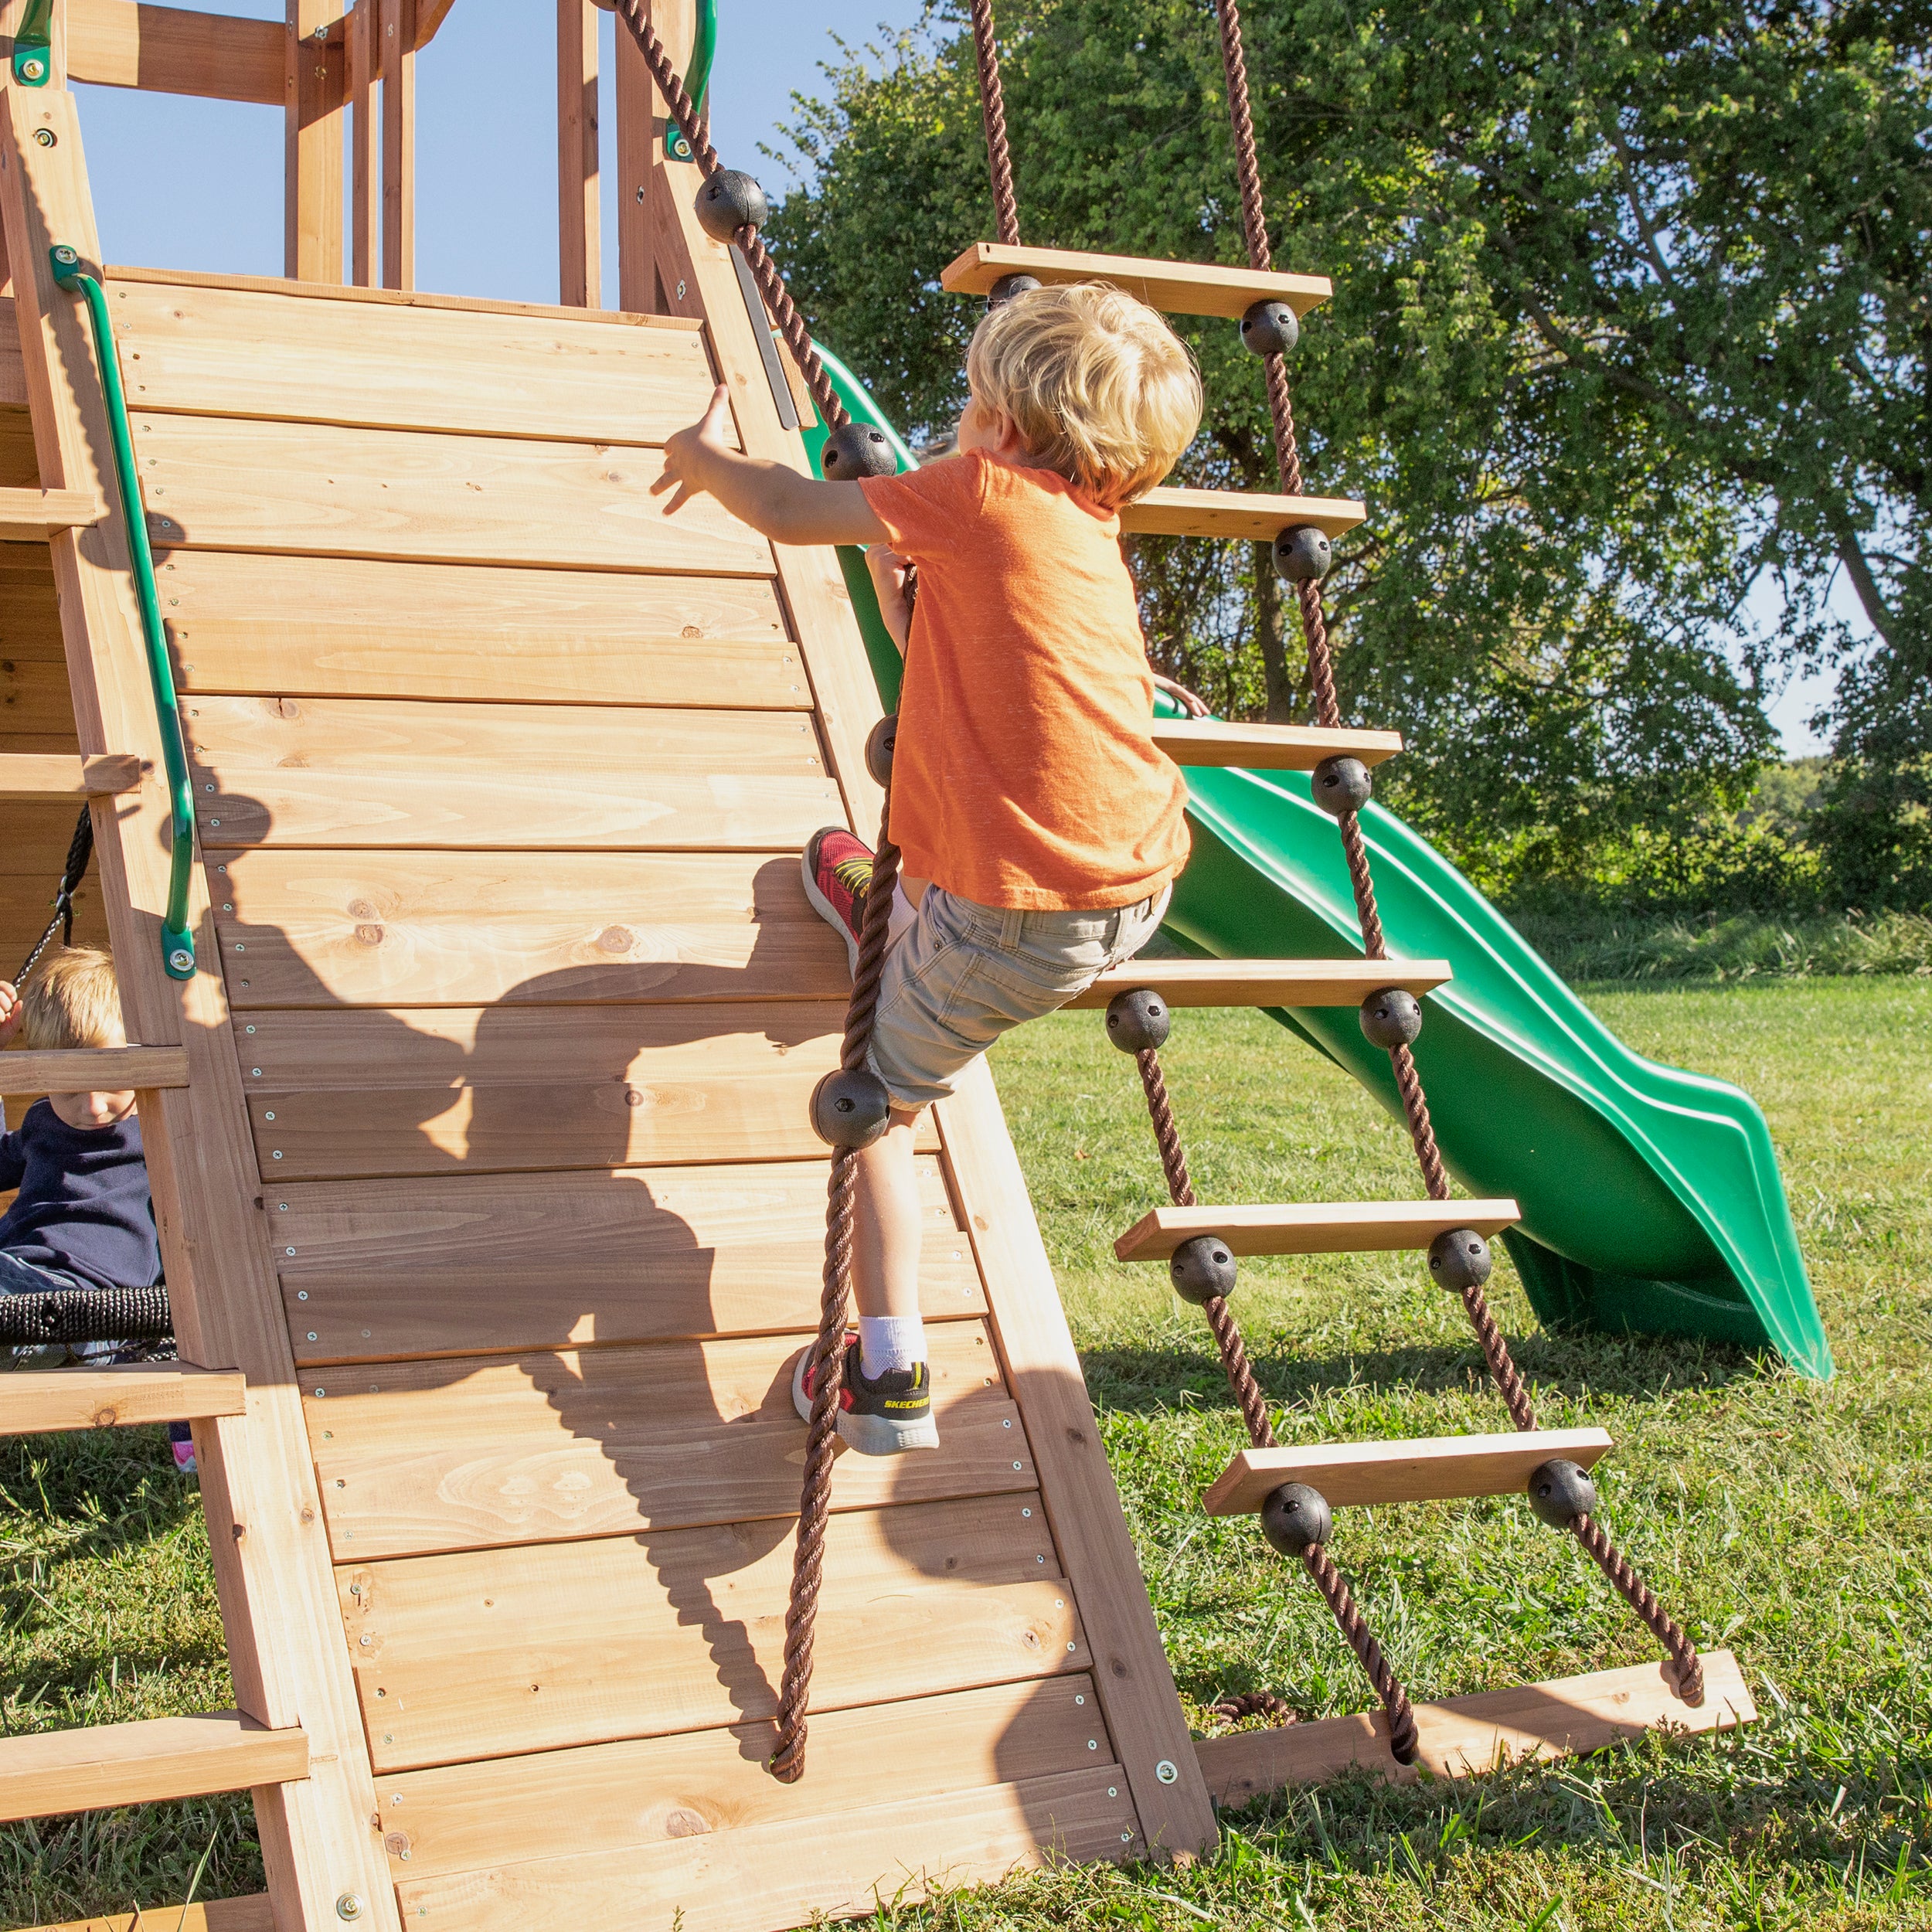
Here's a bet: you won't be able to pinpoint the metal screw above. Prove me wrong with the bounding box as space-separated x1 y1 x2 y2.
33 128 56 148
636 185 647 202
1155 1759 1179 1784
21 56 47 80
335 1896 364 1923
308 1332 318 1341
314 1386 325 1396
298 1291 308 1301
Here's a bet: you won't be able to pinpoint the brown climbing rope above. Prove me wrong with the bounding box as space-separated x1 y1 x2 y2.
968 0 1022 247
1206 0 1702 1706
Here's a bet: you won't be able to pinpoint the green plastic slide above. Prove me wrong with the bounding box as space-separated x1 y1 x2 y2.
804 347 1832 1382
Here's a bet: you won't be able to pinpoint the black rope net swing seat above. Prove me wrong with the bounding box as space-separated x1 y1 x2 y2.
611 0 1709 1788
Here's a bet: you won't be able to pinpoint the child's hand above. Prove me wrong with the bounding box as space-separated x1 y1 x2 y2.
651 383 735 515
1151 672 1210 717
0 981 19 1049
866 545 914 652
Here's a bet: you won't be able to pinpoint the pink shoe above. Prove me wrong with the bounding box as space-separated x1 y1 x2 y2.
801 827 873 975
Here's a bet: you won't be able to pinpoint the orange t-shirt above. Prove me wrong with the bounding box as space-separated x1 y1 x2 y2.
859 452 1190 911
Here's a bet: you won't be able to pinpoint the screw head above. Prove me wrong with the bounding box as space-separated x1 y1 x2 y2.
52 245 80 265
168 947 196 973
20 56 48 80
1155 1758 1179 1784
335 1896 364 1922
32 128 57 148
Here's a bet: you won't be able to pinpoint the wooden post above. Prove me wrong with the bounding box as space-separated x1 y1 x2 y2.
349 0 379 287
380 0 415 290
0 87 403 1930
556 0 599 308
617 0 694 315
284 0 344 283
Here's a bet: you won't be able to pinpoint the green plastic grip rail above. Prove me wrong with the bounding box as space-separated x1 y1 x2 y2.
662 0 717 163
49 246 197 981
10 0 53 85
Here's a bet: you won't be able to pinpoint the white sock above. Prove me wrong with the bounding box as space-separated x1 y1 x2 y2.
858 1313 925 1379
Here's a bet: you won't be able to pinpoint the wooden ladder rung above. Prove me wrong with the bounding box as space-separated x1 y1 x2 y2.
1114 1199 1520 1261
0 487 106 541
0 753 145 799
1066 958 1451 1011
2 1046 191 1094
26 1901 273 1932
1195 1651 1755 1797
1203 1427 1613 1515
0 1713 308 1823
940 241 1332 320
1150 719 1403 771
1121 485 1365 541
1 1366 247 1439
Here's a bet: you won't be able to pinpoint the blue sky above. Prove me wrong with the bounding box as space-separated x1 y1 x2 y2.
70 0 1842 754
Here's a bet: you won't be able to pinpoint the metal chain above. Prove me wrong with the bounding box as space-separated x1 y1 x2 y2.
15 806 94 988
1209 0 1703 1706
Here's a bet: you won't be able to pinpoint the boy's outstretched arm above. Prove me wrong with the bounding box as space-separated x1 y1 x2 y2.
654 383 892 549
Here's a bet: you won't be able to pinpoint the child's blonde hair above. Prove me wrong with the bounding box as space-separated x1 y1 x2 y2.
965 282 1202 509
22 948 125 1053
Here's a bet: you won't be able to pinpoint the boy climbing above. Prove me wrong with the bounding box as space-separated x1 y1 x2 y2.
654 281 1205 1454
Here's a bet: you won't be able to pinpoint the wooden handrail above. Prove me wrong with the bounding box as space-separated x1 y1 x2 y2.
0 486 104 539
0 1713 308 1822
1 1366 247 1438
0 1046 191 1092
64 0 285 104
0 752 145 798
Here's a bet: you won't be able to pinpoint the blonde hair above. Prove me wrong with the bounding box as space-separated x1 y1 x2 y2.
965 282 1203 509
22 947 125 1053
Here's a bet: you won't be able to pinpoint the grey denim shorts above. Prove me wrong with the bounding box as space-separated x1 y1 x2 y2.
866 881 1172 1111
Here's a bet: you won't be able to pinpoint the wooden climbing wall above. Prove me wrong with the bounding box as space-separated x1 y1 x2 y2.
79 232 1214 1929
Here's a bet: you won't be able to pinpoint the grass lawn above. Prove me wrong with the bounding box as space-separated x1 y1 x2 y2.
4 978 1929 1928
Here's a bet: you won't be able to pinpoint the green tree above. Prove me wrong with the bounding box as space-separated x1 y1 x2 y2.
764 0 1929 901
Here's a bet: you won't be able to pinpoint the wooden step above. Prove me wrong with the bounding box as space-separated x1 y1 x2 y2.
941 241 1331 320
2 1045 191 1094
0 752 143 798
1 1366 247 1438
1202 1427 1613 1515
0 486 102 541
1066 958 1451 1011
1114 1199 1520 1261
1151 719 1403 770
1121 485 1364 541
0 1712 308 1823
1196 1651 1753 1798
29 1900 271 1932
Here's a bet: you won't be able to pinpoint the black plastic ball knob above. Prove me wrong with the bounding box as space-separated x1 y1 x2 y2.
988 273 1042 308
865 713 897 787
1273 525 1332 583
821 421 897 481
1527 1458 1599 1528
1359 987 1423 1049
1240 298 1299 357
809 1067 891 1148
1168 1234 1237 1306
1311 756 1372 817
1104 988 1170 1054
1427 1227 1493 1291
1260 1482 1332 1556
694 169 770 242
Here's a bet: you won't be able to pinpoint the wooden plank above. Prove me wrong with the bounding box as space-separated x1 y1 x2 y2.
287 0 344 285
1121 485 1364 540
134 413 774 574
1196 1651 1756 1800
161 551 798 706
1066 957 1453 1010
210 850 850 1009
0 751 141 796
231 1000 939 1179
1202 1427 1614 1515
308 1321 1030 1560
0 1712 308 1822
1151 718 1404 770
349 0 378 288
393 1767 1140 1932
31 1897 272 1932
940 240 1332 320
1 300 25 406
380 0 416 291
2 1045 189 1091
1114 1199 1522 1261
0 1365 247 1437
3 91 407 1930
408 0 454 47
338 1492 1064 1767
0 486 102 538
65 0 286 103
109 276 723 443
0 403 43 486
937 1060 1219 1855
383 1676 1106 1880
184 696 839 851
556 0 600 308
274 1158 980 1363
1 655 82 736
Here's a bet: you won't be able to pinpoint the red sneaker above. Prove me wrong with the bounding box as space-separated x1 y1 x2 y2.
801 826 872 975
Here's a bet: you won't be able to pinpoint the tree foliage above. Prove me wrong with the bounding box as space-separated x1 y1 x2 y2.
764 0 1930 901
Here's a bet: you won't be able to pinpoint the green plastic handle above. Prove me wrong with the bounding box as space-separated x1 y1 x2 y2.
50 246 197 981
663 0 717 162
10 0 53 85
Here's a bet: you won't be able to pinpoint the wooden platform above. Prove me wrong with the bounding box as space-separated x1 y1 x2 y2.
1066 958 1451 1010
940 241 1332 319
1150 719 1404 770
1115 1199 1521 1260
